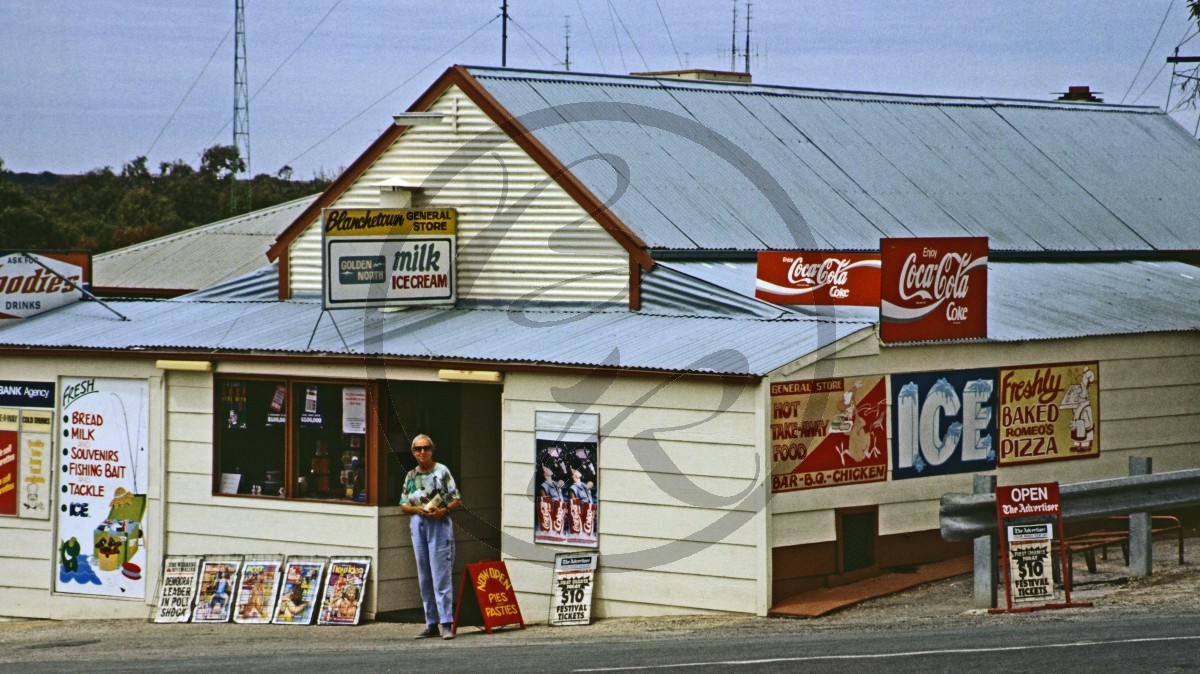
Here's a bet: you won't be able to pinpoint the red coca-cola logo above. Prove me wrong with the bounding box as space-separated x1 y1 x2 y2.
537 497 552 531
755 251 880 306
582 502 595 536
569 499 582 534
881 237 987 343
552 500 566 534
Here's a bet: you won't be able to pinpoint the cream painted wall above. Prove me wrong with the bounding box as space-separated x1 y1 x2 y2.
769 331 1200 549
500 371 765 620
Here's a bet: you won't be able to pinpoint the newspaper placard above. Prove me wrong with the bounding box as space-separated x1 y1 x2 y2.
549 552 598 626
191 557 243 623
233 556 285 624
1007 524 1055 603
272 557 327 625
152 555 203 623
317 557 371 625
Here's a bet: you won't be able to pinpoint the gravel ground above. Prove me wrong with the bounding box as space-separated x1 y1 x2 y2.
1 532 1196 652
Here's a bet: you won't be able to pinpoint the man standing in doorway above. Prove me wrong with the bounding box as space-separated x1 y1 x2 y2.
400 434 462 640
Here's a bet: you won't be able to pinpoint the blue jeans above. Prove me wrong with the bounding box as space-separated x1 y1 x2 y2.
411 515 455 625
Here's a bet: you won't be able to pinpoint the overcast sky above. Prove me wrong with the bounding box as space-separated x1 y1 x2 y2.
3 1 1198 178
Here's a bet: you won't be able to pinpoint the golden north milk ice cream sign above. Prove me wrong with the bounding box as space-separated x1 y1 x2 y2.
322 208 457 309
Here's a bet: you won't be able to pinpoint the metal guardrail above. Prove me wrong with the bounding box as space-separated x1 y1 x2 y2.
940 468 1200 542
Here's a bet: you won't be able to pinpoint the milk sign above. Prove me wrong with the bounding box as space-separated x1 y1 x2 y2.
890 367 997 479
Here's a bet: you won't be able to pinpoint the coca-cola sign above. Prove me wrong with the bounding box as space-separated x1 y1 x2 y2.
755 251 880 306
880 237 987 343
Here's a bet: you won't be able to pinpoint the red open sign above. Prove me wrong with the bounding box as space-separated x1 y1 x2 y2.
995 482 1060 517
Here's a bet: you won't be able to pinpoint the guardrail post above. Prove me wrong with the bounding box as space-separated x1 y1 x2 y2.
1129 457 1153 578
972 474 997 609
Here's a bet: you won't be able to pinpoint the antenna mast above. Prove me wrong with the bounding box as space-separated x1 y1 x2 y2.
563 15 571 71
730 1 738 71
501 0 509 67
232 0 251 214
743 1 752 74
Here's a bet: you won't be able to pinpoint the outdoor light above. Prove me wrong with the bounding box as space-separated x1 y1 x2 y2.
437 369 503 383
155 360 213 372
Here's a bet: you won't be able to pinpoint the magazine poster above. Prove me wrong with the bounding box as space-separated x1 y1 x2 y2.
534 412 599 548
549 552 598 626
191 557 244 623
233 556 285 624
55 377 150 599
317 557 371 625
272 557 327 625
152 555 203 623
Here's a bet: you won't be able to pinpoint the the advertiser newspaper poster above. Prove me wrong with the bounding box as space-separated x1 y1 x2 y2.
755 251 881 306
55 377 150 599
998 363 1100 466
153 556 203 623
0 380 55 520
317 557 371 625
272 557 327 625
322 208 457 309
534 412 599 548
770 376 888 493
890 367 998 479
192 558 243 623
1006 524 1055 603
233 556 285 624
549 552 598 626
880 237 987 343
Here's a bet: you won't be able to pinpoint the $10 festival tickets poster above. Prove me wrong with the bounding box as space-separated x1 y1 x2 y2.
771 376 888 493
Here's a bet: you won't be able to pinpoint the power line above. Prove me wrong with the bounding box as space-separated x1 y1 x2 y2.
1122 0 1175 103
574 0 606 71
605 0 628 73
283 16 498 169
509 16 559 65
607 0 648 71
654 0 682 70
144 25 232 160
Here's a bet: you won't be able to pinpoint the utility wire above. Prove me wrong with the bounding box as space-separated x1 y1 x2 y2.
144 25 232 159
608 1 649 71
574 0 606 71
654 0 683 70
605 0 628 73
207 0 346 148
510 16 559 64
283 16 498 169
1122 0 1175 103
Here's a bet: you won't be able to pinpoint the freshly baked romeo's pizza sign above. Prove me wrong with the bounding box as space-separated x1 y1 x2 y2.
880 237 987 343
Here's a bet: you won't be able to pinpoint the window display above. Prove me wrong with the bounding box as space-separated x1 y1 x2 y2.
213 378 374 504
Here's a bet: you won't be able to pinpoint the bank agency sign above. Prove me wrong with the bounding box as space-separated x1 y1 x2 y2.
322 208 457 309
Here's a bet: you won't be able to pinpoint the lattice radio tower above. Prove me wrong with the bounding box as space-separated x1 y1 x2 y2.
232 0 252 214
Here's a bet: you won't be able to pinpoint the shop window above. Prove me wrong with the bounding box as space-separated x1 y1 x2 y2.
214 377 376 504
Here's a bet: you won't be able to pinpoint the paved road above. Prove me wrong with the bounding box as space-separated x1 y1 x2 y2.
2 612 1198 673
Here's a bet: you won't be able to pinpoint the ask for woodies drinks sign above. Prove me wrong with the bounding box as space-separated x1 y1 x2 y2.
322 208 457 309
880 237 987 343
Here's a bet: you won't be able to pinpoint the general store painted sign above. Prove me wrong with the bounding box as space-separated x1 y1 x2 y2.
880 237 987 343
322 208 457 309
755 251 881 306
770 376 888 492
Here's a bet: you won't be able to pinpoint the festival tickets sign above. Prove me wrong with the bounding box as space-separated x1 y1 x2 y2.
755 251 881 306
0 251 91 319
998 363 1099 466
549 552 598 626
770 376 888 492
880 237 987 343
891 367 997 479
322 208 457 309
55 377 150 599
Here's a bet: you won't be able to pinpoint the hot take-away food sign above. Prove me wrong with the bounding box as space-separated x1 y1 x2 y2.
322 208 456 309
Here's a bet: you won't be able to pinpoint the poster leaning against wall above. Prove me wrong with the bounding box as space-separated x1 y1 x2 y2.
54 377 150 600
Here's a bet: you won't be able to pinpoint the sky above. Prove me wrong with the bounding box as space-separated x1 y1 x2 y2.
3 1 1199 179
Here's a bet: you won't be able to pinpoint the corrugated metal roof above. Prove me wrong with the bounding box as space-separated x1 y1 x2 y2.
0 299 868 377
93 195 318 291
468 67 1200 253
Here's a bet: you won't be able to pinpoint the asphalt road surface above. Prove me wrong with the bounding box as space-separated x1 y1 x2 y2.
2 612 1198 673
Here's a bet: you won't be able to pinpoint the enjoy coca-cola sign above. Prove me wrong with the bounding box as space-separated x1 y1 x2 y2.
880 237 987 343
755 251 880 306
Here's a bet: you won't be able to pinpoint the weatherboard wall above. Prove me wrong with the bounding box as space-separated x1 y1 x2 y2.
768 330 1200 596
499 372 766 619
286 85 630 304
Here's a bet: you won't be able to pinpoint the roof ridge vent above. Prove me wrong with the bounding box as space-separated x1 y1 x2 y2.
630 69 751 83
1056 85 1103 103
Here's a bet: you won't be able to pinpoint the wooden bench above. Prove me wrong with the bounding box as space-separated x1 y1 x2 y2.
1064 515 1184 585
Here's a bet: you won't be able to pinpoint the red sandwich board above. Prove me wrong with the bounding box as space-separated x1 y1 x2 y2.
991 481 1090 613
453 560 525 634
